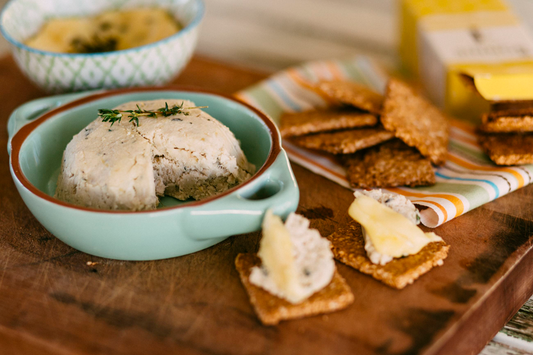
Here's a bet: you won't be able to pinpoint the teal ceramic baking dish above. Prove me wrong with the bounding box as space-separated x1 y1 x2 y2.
8 87 299 260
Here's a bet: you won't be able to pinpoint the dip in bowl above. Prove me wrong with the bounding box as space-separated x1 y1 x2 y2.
8 87 299 260
0 0 204 93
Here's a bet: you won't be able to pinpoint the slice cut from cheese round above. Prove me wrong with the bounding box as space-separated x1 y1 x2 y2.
249 210 335 304
349 194 441 259
257 210 301 300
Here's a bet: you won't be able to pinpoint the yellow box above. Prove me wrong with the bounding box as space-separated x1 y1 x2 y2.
400 0 533 123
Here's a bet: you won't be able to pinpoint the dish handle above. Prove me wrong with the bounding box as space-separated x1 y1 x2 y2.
7 91 99 154
183 149 299 241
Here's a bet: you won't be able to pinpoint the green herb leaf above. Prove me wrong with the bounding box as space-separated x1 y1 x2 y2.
97 103 208 126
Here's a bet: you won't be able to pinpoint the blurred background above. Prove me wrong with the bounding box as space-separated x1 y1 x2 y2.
1 1 533 354
1 0 533 72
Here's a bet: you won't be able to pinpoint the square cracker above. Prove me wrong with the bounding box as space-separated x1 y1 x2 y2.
327 222 449 289
291 127 394 154
490 100 533 113
280 107 377 138
381 78 449 165
316 80 384 114
478 132 533 165
235 253 354 325
480 109 533 133
343 139 436 188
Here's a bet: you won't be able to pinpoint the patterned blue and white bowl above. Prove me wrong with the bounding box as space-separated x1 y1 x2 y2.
0 0 204 93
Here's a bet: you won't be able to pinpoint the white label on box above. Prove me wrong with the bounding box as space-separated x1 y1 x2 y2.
417 27 448 107
424 25 533 64
417 18 533 107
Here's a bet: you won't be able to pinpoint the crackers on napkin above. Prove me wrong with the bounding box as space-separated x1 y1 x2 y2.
480 111 533 133
235 253 354 325
343 139 436 188
381 78 449 166
478 132 533 165
291 127 394 154
280 108 377 138
327 222 449 289
475 101 533 165
278 77 450 188
317 80 384 114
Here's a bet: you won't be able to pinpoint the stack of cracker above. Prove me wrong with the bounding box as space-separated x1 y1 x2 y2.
477 101 533 165
280 78 449 188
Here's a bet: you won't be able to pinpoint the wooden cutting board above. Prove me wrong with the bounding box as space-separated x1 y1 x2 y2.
1 55 532 355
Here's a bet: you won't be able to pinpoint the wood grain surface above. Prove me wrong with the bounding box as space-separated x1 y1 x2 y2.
503 298 533 342
1 55 533 355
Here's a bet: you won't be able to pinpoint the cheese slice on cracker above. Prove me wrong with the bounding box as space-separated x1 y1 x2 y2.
249 210 336 304
237 211 353 325
349 194 442 260
327 191 449 289
250 210 301 302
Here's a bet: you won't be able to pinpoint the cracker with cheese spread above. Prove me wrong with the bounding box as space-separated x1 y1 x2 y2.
235 253 354 325
478 132 533 165
280 108 377 138
235 211 353 325
343 139 436 188
381 78 449 166
327 191 449 289
328 222 449 289
316 80 384 114
291 127 394 154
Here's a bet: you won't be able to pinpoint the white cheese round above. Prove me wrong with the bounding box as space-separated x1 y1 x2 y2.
55 99 255 210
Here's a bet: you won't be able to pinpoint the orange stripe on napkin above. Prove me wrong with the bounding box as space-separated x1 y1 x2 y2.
449 129 479 146
387 188 462 220
415 200 449 222
447 154 525 187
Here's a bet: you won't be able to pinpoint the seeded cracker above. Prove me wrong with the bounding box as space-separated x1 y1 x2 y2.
343 139 435 188
316 80 384 114
478 132 533 165
235 253 354 325
291 127 394 154
381 78 449 165
280 108 377 138
327 222 449 289
479 109 533 133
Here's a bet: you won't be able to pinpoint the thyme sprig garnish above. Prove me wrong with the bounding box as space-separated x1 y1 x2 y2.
98 102 208 126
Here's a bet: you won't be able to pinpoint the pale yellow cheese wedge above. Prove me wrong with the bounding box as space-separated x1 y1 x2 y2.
257 210 301 302
348 195 441 258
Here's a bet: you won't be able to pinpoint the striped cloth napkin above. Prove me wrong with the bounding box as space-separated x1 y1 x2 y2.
235 57 533 227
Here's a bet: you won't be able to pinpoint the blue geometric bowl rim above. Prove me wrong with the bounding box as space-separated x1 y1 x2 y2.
0 0 205 57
